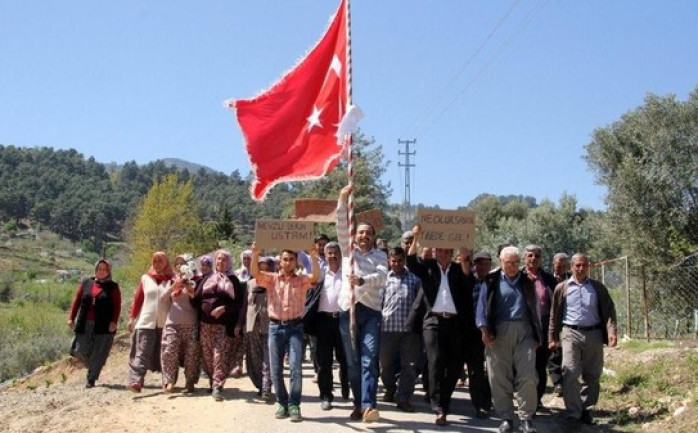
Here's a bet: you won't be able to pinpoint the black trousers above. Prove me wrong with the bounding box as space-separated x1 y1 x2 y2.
535 314 551 403
314 312 348 401
463 330 492 412
423 316 463 415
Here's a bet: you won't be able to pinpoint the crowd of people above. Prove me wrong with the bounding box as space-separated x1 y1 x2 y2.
67 189 617 432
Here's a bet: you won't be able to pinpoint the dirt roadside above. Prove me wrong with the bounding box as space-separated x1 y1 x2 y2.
0 335 594 433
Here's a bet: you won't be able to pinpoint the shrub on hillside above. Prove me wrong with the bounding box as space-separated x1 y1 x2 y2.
0 301 71 382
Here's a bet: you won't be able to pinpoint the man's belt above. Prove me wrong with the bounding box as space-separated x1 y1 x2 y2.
563 323 601 331
431 311 457 319
270 317 303 325
319 311 341 318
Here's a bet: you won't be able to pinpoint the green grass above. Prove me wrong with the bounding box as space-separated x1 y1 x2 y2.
600 341 698 431
620 339 673 352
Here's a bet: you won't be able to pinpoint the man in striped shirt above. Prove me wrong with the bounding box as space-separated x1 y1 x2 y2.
379 247 421 413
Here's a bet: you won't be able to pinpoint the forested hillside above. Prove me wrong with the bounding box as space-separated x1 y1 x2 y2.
0 133 399 254
0 145 293 251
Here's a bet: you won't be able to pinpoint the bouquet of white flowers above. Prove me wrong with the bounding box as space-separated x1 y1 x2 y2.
173 253 197 297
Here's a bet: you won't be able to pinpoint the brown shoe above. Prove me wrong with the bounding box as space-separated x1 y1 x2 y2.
349 407 363 421
164 383 174 393
363 408 379 423
435 413 447 426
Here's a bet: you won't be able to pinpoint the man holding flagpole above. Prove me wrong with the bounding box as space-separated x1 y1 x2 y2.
336 185 388 423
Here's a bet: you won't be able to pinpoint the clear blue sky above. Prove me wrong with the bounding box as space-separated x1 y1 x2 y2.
2 1 697 211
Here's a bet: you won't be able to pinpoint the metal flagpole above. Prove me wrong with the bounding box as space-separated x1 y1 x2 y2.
345 0 357 349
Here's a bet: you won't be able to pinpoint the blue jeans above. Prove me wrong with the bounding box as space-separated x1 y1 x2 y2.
339 303 382 410
268 321 304 407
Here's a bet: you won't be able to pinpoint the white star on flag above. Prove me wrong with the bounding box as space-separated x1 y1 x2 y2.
307 105 323 132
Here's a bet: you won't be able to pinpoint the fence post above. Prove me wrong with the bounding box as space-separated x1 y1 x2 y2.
625 256 631 338
642 265 650 342
694 309 698 340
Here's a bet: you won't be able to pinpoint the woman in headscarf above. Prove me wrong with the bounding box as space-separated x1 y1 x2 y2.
193 249 244 401
68 259 121 388
160 254 200 393
126 251 174 392
245 256 273 401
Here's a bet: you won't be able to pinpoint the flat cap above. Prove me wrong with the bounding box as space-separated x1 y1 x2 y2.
473 251 492 262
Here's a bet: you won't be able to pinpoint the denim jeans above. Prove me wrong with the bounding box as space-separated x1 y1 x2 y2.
339 303 382 410
268 321 304 407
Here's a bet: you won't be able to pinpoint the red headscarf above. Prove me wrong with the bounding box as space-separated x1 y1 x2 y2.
147 251 174 283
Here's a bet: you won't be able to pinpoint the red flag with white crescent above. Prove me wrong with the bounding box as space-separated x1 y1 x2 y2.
226 0 361 202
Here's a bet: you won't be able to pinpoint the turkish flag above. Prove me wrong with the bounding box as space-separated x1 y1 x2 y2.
227 0 359 202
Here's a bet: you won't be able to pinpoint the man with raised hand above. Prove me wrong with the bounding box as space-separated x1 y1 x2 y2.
251 242 319 423
407 224 472 426
336 185 388 423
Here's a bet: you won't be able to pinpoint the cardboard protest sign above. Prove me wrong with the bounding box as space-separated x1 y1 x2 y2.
293 199 337 222
255 219 316 251
356 208 384 232
415 208 475 249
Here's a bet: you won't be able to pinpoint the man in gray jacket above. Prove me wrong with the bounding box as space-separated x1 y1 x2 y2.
548 253 617 426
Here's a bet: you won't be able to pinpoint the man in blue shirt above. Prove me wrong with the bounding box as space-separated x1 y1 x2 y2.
379 247 421 412
548 253 617 426
477 246 541 433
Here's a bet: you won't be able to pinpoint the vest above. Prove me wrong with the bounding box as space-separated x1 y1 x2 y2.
134 275 171 330
74 278 117 335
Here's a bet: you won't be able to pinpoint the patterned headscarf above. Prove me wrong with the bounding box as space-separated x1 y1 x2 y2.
203 249 234 296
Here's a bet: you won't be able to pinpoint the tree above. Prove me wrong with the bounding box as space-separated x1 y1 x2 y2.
126 173 217 279
585 88 698 265
294 132 393 213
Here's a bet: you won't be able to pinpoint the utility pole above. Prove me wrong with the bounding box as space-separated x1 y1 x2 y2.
398 139 416 229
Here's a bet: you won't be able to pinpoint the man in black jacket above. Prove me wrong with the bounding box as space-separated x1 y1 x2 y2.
406 225 472 426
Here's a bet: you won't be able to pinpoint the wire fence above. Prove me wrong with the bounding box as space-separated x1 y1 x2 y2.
590 255 698 340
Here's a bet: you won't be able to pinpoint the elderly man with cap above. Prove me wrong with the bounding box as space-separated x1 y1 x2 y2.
522 245 558 412
462 251 494 419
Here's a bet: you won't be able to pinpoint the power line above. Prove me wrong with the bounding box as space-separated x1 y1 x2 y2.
417 0 549 139
407 0 524 137
411 0 549 139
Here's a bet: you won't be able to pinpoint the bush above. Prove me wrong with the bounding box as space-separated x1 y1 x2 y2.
3 220 18 233
0 301 72 382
